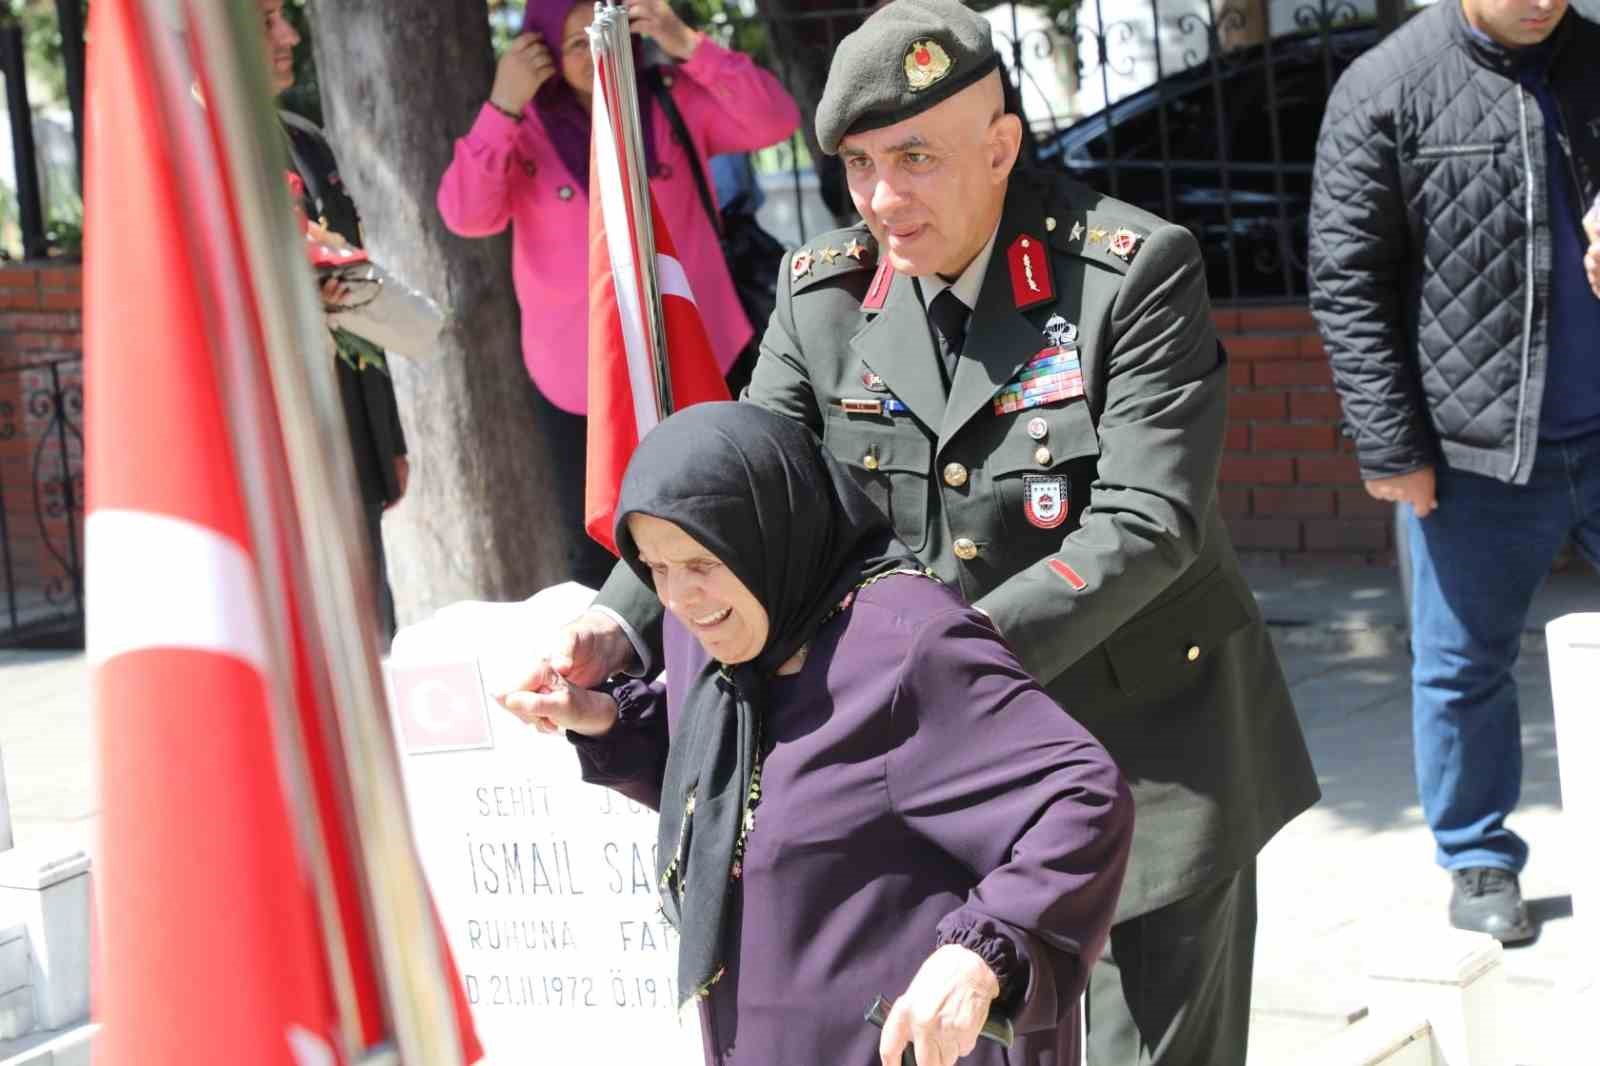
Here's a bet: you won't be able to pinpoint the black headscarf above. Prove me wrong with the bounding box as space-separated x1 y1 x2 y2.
614 403 923 1004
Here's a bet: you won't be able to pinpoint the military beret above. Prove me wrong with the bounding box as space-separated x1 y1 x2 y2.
815 0 1001 155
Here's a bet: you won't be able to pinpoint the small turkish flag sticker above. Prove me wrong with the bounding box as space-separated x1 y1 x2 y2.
386 659 495 755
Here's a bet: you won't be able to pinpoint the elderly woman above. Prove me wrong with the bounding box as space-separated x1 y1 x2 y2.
500 404 1132 1066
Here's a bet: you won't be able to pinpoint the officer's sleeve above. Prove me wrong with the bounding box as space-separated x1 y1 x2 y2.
977 223 1224 686
744 253 823 433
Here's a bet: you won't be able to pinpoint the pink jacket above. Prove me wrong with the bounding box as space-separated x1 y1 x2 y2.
437 38 800 414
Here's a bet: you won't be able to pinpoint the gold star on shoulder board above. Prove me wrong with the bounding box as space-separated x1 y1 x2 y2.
1070 221 1084 242
819 246 841 265
1087 227 1108 244
844 238 867 261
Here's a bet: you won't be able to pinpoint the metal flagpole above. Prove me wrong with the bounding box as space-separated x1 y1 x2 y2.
590 1 675 421
176 2 463 1063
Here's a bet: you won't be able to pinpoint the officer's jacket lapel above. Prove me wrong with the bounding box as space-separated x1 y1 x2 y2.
849 268 946 433
939 182 1058 452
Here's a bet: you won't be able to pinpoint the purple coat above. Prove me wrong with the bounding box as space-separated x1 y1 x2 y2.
574 574 1133 1065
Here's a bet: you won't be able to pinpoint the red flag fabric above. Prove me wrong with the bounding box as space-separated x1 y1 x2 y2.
84 2 482 1062
584 57 729 556
84 1 340 1061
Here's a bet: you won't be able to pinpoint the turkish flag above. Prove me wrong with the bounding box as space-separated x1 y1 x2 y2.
83 1 480 1062
583 50 728 556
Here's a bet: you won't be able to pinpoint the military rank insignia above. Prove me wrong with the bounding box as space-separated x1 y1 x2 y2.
1023 476 1068 529
993 346 1084 414
904 39 952 91
1006 233 1054 309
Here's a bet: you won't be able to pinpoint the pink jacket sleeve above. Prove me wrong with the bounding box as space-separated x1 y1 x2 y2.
673 36 801 158
436 103 525 237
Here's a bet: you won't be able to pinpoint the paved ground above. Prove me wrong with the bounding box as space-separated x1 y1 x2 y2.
1 563 1595 1063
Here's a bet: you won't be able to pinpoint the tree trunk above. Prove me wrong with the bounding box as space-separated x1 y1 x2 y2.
304 0 577 622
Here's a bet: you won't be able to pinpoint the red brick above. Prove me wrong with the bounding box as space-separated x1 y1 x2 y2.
1227 517 1303 551
0 289 40 310
1222 334 1303 361
1254 487 1337 517
1212 309 1240 334
1220 455 1294 484
1337 486 1393 518
1299 334 1329 360
39 290 80 311
1218 486 1251 517
1254 423 1337 452
1253 362 1333 387
1228 391 1287 420
0 268 38 288
1224 423 1250 451
1235 305 1316 333
1227 361 1252 389
1297 454 1360 484
4 311 75 331
1301 549 1395 567
1289 391 1344 420
1304 518 1389 552
38 267 81 289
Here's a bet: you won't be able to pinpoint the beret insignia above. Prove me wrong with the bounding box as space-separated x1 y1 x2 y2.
904 39 952 91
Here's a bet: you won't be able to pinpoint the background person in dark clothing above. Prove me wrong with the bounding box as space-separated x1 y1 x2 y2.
264 0 410 640
1310 0 1600 944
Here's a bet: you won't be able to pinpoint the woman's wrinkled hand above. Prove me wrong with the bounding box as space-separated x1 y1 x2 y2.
494 676 620 738
878 944 1000 1066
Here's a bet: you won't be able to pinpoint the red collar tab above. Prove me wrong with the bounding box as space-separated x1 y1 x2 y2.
1006 233 1054 310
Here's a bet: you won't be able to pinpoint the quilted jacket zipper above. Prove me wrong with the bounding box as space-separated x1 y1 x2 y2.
1511 86 1534 481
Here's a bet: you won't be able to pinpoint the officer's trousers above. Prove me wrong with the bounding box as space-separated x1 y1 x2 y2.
1086 862 1256 1066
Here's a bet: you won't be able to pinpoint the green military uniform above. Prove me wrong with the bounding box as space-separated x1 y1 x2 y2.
595 0 1318 1061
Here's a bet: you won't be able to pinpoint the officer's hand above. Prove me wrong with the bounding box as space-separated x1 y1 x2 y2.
878 944 999 1066
1364 466 1437 519
496 682 620 738
500 608 637 701
626 0 701 61
491 33 555 116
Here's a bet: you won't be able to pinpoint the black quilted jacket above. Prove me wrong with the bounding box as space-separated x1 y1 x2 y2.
1309 2 1600 484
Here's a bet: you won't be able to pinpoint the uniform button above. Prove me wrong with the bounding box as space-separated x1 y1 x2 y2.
943 462 968 488
557 185 575 201
953 537 978 561
1046 216 1058 232
862 453 880 471
1186 645 1201 662
1034 446 1052 466
1026 416 1048 441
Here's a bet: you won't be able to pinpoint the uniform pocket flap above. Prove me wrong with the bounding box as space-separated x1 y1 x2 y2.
1103 566 1253 698
988 398 1098 476
823 411 933 474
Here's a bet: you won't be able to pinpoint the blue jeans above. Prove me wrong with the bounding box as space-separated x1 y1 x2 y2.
1407 430 1600 873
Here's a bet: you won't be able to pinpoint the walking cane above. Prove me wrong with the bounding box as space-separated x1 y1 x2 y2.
865 995 1016 1065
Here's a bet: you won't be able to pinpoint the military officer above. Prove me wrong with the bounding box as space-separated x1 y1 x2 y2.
524 0 1318 1061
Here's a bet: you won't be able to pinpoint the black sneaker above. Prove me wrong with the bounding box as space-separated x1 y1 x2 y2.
1448 867 1536 944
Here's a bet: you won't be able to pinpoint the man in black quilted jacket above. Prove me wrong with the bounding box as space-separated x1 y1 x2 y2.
1310 0 1600 943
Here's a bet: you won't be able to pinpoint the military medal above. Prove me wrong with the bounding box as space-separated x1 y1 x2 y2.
1108 228 1144 263
1023 476 1068 529
904 38 952 91
1043 314 1077 348
1006 233 1054 310
993 345 1084 414
791 249 815 280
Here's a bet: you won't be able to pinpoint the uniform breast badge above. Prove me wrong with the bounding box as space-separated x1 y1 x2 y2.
904 39 953 91
1023 476 1068 529
1043 314 1078 348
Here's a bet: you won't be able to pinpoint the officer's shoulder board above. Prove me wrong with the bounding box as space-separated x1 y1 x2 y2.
788 226 879 295
1045 208 1153 275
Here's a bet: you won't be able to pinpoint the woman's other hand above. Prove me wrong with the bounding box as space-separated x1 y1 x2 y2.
626 0 701 61
495 678 620 737
319 274 351 311
878 944 1001 1066
490 32 556 116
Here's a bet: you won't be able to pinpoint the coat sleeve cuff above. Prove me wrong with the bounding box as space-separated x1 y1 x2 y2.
934 914 1031 1012
564 678 653 773
466 101 523 150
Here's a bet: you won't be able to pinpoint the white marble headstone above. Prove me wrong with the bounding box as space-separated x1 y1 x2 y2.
387 583 702 1065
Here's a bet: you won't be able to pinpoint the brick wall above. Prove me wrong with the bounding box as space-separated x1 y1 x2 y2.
1215 303 1394 566
0 262 85 642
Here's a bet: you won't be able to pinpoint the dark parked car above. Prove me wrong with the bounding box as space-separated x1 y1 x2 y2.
1033 24 1383 301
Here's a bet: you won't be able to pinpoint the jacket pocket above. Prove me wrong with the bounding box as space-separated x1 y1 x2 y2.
822 410 933 551
1102 565 1253 701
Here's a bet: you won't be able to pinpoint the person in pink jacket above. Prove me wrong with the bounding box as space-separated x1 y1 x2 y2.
438 0 799 586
